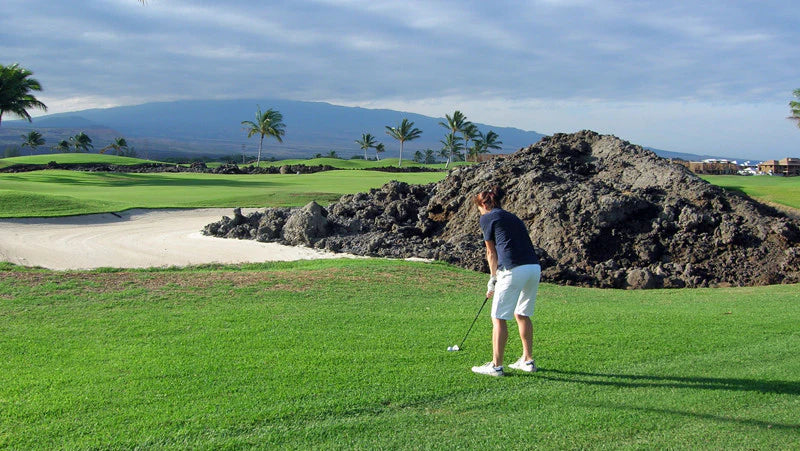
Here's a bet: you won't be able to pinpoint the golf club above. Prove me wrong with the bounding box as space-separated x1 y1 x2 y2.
447 296 489 351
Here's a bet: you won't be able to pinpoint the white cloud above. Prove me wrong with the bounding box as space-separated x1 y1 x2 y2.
5 0 800 159
33 95 145 114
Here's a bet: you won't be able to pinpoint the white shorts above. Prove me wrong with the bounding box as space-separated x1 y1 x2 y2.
491 264 541 320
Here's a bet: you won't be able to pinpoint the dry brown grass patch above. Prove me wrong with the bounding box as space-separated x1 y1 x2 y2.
0 266 406 295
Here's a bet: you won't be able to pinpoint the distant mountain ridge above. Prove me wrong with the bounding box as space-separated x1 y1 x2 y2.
2 98 752 162
4 99 546 159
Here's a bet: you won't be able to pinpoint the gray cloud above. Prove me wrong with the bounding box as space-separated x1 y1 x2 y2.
1 0 798 158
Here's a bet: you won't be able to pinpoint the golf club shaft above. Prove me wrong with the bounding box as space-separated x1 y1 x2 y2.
458 296 489 349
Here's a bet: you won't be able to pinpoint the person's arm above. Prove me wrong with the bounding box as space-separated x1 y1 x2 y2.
485 240 498 297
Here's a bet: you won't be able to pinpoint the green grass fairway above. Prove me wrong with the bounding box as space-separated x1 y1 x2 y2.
261 157 471 170
0 153 470 170
0 170 446 217
1 259 798 448
702 175 800 210
0 153 157 169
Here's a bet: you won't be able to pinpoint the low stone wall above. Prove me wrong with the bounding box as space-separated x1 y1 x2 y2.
0 161 445 174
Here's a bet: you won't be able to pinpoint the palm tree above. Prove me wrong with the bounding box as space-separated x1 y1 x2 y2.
385 118 422 167
462 123 479 162
20 130 45 155
241 106 285 167
413 150 424 163
69 132 93 153
439 147 450 163
424 148 436 164
440 132 464 169
472 130 503 161
374 142 385 161
0 63 47 127
327 150 339 159
53 139 70 153
100 137 129 155
355 133 377 160
439 110 471 166
790 88 800 128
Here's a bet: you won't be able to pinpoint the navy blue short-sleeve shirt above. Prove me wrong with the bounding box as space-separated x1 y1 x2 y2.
480 208 540 270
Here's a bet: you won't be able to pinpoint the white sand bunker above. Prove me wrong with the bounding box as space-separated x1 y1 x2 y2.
0 208 352 270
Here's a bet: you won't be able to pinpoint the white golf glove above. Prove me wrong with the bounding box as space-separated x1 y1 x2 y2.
487 276 497 294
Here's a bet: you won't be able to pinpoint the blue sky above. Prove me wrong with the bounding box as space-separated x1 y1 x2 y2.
2 0 798 160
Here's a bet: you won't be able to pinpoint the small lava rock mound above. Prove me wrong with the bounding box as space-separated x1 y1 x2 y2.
204 130 800 288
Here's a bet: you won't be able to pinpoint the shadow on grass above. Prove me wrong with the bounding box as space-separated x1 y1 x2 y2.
536 369 800 431
717 185 747 195
579 402 800 431
537 369 800 396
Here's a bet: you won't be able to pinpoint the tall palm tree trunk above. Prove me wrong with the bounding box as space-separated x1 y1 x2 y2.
257 135 264 167
398 141 404 167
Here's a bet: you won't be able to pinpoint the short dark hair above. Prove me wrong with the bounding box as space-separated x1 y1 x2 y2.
474 185 504 209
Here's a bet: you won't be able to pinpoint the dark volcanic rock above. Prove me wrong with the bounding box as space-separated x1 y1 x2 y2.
203 130 800 288
282 201 330 245
0 161 437 175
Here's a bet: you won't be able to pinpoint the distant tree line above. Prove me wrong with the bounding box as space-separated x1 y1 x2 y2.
5 130 138 157
362 110 502 167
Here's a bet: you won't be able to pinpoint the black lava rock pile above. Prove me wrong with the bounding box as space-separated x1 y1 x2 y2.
204 130 800 288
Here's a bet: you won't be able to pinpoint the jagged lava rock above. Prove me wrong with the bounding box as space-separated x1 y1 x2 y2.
204 130 800 288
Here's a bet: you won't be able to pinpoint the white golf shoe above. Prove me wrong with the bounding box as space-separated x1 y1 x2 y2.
471 362 504 377
509 357 537 373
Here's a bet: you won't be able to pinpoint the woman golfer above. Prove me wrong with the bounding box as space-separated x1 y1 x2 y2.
472 186 541 376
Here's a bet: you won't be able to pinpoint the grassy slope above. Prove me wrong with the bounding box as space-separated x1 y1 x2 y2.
0 170 446 217
0 154 469 170
260 157 471 170
0 259 797 448
0 153 157 169
702 174 800 210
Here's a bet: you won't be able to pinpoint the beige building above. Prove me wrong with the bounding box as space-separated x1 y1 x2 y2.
758 158 800 176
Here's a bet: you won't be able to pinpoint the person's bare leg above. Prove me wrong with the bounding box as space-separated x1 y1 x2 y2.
515 314 533 361
492 317 508 367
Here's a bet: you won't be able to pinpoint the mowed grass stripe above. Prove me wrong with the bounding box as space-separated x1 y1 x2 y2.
1 260 798 448
0 169 446 217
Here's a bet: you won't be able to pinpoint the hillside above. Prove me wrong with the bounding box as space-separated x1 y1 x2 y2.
2 99 546 160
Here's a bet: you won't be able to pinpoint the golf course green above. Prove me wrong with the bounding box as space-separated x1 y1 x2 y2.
0 154 798 448
0 168 446 217
702 174 800 211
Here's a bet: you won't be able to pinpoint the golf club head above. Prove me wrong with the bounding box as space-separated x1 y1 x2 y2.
446 345 461 352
